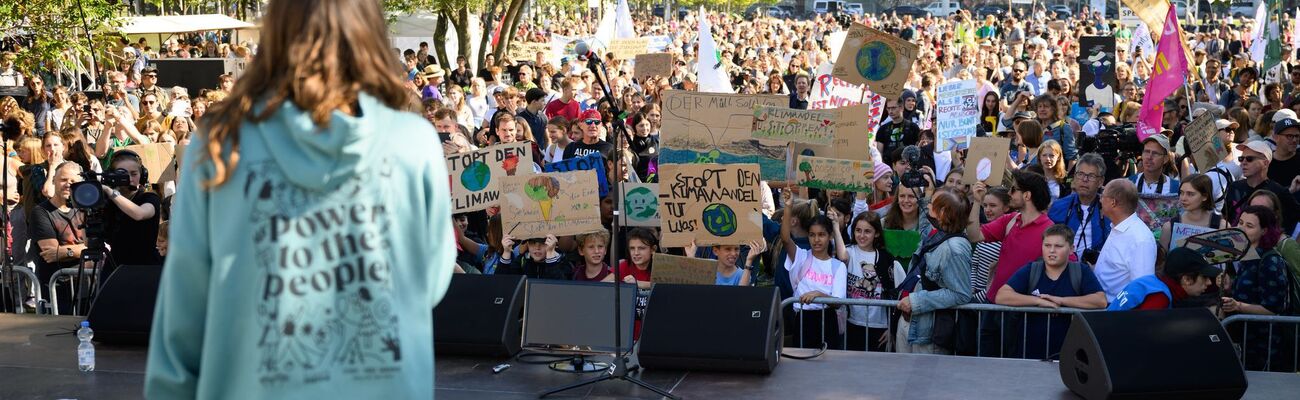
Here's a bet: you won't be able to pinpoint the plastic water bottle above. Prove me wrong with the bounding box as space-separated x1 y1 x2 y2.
77 321 95 372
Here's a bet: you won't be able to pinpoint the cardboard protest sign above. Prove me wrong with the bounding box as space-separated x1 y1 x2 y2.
1136 194 1180 233
809 73 872 110
1077 37 1118 111
1171 223 1216 249
934 79 979 151
620 182 660 227
751 106 837 145
543 152 608 198
445 142 531 212
500 170 602 239
607 37 650 60
1185 110 1228 173
507 42 552 62
795 155 875 193
1184 228 1253 265
831 23 919 99
650 253 716 285
791 103 881 176
658 90 788 180
963 137 1011 185
658 163 764 247
156 143 186 185
119 142 176 184
634 53 672 82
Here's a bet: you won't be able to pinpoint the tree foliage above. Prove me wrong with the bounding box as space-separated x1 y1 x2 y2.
0 0 125 76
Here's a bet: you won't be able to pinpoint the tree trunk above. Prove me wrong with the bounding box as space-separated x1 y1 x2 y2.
454 8 471 70
476 9 495 71
433 12 451 69
498 0 527 62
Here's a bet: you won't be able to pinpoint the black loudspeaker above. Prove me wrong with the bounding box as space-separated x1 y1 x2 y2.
1059 308 1248 400
639 285 782 374
151 58 246 92
86 265 163 345
433 274 524 357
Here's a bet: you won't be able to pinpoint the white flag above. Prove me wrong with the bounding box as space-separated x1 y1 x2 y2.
696 9 734 93
1248 2 1267 63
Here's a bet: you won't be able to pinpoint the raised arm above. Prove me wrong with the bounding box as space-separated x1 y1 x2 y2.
781 190 797 263
965 182 988 242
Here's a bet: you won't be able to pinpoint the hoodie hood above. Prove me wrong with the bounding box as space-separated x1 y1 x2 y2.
251 93 386 190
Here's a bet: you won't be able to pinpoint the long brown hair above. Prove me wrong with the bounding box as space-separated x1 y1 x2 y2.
200 0 415 188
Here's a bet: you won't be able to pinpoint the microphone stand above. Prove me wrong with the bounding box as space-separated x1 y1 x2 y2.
539 54 678 400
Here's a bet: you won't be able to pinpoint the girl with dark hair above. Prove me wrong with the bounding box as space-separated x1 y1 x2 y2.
1225 206 1296 372
980 91 1002 134
782 192 848 349
841 211 899 351
1160 174 1228 249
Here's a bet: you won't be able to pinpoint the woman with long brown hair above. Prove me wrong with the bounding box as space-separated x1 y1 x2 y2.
145 1 456 398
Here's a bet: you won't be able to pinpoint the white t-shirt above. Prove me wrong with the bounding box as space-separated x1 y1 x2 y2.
786 248 847 311
845 247 898 328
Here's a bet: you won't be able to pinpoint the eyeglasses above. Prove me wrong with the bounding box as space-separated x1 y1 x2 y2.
1278 133 1300 140
1238 156 1260 163
1142 149 1167 157
1074 172 1101 182
1014 69 1025 73
584 119 601 125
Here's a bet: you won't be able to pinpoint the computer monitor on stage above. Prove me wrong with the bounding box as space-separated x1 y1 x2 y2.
523 280 636 354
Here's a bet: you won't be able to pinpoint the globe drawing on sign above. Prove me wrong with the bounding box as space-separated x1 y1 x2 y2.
460 161 491 191
855 42 896 81
702 203 738 237
624 186 658 221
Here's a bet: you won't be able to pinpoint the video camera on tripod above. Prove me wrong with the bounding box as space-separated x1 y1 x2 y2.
1079 123 1143 163
898 145 929 189
68 167 132 262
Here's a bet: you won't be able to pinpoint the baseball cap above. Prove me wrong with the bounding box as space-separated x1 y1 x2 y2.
580 109 602 122
1214 119 1239 130
1164 247 1220 279
1013 111 1037 120
142 66 159 75
1143 133 1171 154
1240 139 1274 162
1274 118 1300 136
1273 109 1298 123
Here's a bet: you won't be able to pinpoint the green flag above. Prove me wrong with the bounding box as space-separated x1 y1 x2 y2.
1263 0 1283 76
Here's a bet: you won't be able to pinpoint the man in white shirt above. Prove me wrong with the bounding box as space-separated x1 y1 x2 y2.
1093 179 1157 302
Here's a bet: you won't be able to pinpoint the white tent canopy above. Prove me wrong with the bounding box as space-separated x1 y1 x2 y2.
119 14 256 34
387 13 480 67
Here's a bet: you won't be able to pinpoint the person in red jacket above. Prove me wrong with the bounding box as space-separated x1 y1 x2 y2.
1108 247 1218 310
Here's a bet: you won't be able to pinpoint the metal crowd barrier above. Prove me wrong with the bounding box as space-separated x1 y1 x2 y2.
1220 314 1300 372
1 264 41 314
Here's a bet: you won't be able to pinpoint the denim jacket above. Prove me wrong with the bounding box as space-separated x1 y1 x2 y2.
906 236 973 345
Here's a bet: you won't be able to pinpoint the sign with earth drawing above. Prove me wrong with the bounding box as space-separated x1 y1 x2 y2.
445 142 531 212
795 155 875 193
831 23 919 100
620 182 660 227
658 90 789 180
658 163 764 247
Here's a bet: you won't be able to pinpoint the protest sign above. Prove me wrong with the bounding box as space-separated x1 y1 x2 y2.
543 152 608 198
1171 223 1216 249
119 142 176 184
650 253 716 285
445 142 531 212
1136 194 1180 233
500 170 602 239
809 74 869 110
644 35 672 52
1077 36 1118 111
507 41 552 63
826 31 848 62
831 23 919 99
1185 110 1228 173
934 79 979 151
751 105 837 145
658 90 788 179
963 137 1011 185
607 37 650 60
791 103 881 174
883 229 922 260
634 53 673 82
1184 228 1252 265
795 155 875 193
620 182 660 227
658 163 764 247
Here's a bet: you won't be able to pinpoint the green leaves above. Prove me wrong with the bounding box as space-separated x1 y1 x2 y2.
2 0 124 74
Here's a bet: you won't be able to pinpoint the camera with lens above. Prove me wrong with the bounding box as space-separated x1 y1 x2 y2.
70 168 132 209
899 145 929 189
1079 123 1142 162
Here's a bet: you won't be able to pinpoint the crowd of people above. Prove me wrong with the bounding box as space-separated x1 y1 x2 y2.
3 4 1299 374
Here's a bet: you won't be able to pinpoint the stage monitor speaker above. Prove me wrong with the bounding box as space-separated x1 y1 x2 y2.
433 274 524 357
1059 308 1247 400
151 58 246 93
86 265 163 346
638 285 782 374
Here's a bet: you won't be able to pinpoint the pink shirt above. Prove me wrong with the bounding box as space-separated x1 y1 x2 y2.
981 212 1054 303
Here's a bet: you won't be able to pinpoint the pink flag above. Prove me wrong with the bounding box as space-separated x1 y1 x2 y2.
1135 6 1189 140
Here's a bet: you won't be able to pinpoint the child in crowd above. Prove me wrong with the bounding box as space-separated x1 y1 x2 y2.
573 229 613 282
619 228 656 289
842 212 899 352
497 234 571 280
996 224 1107 359
782 192 847 349
713 240 765 286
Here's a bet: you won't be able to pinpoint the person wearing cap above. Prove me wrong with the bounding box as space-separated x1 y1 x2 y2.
1107 247 1218 311
1128 134 1180 195
561 109 613 161
420 65 444 103
1266 117 1300 189
135 66 170 112
1222 139 1300 233
1200 118 1245 211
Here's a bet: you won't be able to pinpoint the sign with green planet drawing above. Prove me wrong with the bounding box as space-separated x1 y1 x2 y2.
620 182 660 227
658 163 764 247
500 170 602 239
445 142 531 212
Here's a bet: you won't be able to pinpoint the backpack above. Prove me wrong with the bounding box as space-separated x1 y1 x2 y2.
1026 260 1083 295
1268 238 1300 315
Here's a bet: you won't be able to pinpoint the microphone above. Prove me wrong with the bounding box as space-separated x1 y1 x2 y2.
573 40 602 63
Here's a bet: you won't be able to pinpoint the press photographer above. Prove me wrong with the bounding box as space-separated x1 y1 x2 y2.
76 150 162 280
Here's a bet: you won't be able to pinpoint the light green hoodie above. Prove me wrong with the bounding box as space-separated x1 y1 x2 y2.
146 94 455 399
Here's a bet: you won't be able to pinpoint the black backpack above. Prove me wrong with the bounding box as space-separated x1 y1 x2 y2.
1026 260 1083 295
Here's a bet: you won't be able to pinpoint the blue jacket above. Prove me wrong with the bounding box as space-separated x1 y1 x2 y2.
1048 193 1112 253
1108 275 1172 311
1044 120 1078 161
906 234 973 345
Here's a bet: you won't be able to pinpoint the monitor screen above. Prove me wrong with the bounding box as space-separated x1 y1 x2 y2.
523 280 636 354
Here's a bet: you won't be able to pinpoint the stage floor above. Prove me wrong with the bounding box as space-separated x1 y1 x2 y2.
2 314 1298 399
